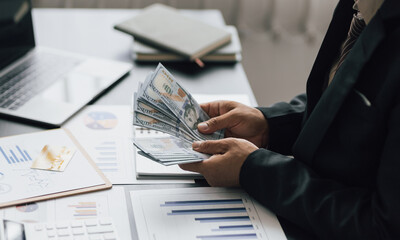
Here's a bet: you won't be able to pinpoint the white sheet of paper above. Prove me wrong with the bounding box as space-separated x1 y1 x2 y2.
130 187 287 240
65 105 194 184
0 129 105 206
0 187 132 239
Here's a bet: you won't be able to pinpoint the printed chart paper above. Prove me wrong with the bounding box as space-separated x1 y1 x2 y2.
0 129 106 207
0 187 132 239
130 187 287 240
65 105 194 184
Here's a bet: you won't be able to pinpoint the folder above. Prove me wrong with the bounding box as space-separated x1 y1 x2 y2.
0 129 111 208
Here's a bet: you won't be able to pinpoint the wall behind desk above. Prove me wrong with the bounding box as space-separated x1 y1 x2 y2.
33 0 338 106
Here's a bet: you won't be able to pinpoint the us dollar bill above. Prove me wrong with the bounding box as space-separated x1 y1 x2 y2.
133 111 195 142
134 93 201 141
133 136 209 166
137 72 176 120
137 151 204 166
137 80 168 115
149 64 224 140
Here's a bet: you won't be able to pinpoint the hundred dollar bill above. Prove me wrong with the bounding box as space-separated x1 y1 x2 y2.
137 72 176 120
149 64 224 140
133 136 210 166
137 151 204 166
133 111 195 142
134 93 200 141
137 80 171 117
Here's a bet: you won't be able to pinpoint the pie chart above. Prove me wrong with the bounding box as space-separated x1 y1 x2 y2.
84 112 118 130
16 203 38 213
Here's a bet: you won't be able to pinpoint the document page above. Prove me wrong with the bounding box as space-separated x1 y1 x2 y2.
0 129 105 207
0 187 132 239
65 105 193 184
130 187 287 240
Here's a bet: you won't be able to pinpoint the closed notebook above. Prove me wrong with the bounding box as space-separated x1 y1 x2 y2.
132 25 242 62
114 3 231 61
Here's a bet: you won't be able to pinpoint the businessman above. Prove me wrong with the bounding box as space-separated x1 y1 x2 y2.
180 0 400 238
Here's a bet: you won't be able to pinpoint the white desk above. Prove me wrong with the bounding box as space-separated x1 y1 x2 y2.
0 8 313 240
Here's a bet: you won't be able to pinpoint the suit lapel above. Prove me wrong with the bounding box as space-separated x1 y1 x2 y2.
293 13 387 164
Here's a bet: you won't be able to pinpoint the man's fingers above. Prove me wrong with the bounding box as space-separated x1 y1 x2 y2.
200 101 238 118
198 113 235 134
192 139 230 155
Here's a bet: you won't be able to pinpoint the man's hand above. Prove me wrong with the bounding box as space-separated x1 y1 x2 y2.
179 138 258 187
199 101 269 148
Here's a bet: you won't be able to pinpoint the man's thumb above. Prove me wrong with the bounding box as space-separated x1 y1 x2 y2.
192 140 229 155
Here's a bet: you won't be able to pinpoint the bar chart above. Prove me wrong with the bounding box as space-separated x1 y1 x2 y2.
131 188 287 240
161 198 258 240
56 195 109 220
68 202 98 218
75 136 122 175
0 145 33 165
93 140 119 173
164 198 257 239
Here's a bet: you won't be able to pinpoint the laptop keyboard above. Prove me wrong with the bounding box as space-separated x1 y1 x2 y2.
0 51 82 110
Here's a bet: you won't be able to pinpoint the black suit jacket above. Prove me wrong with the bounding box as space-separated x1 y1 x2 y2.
240 0 400 239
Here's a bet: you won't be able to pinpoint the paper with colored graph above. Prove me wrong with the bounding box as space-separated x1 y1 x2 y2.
0 129 106 207
65 105 194 184
130 187 287 240
0 187 132 239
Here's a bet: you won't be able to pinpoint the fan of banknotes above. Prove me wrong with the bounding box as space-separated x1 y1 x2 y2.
132 63 225 165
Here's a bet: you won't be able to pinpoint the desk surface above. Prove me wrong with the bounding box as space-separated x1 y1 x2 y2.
0 8 257 137
0 8 311 240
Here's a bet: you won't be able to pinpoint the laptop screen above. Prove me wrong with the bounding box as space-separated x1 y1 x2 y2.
0 0 35 71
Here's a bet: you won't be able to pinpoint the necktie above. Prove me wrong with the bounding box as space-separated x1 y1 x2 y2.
327 12 366 85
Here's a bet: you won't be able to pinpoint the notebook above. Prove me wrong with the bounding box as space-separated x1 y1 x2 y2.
114 4 231 61
131 26 242 62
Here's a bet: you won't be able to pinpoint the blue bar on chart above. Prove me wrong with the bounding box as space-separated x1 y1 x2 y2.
10 149 20 162
161 199 243 207
195 216 251 223
167 207 246 215
16 145 29 161
0 145 32 165
0 146 11 164
212 225 254 231
196 233 258 240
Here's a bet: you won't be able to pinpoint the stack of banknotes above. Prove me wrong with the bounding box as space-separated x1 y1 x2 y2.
132 63 224 165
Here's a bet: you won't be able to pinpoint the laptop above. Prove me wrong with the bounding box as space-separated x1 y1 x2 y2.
0 0 131 126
